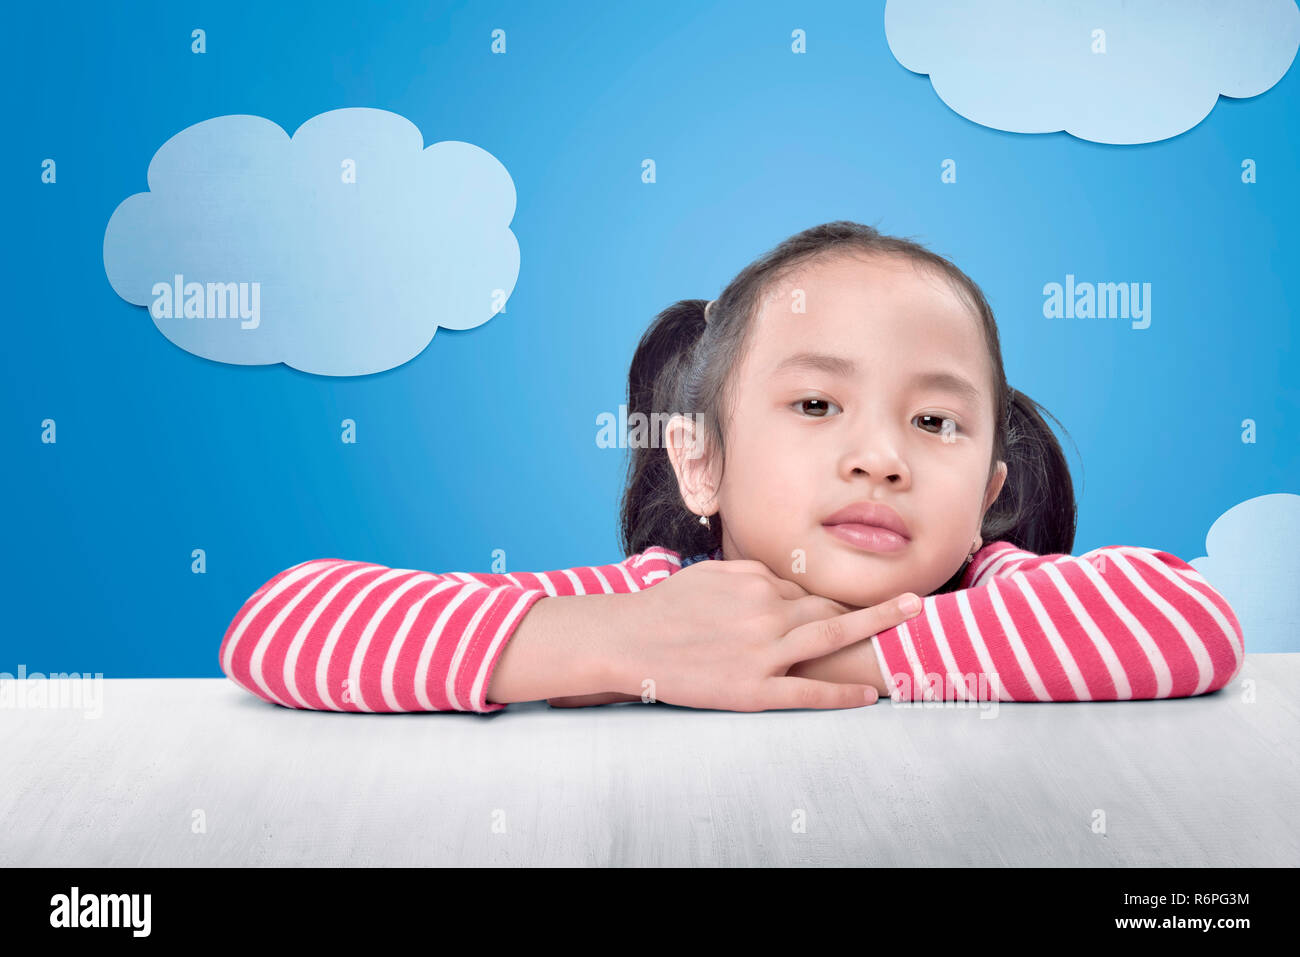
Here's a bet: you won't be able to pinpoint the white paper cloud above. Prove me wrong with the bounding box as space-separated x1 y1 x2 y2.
885 0 1300 144
103 108 519 376
1190 492 1300 653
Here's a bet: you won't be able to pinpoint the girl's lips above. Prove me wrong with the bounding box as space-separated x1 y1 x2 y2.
823 523 909 553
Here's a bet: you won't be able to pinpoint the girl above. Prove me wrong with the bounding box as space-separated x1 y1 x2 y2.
219 221 1244 713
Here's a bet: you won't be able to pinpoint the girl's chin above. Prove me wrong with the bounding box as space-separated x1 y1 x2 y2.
812 566 940 608
805 579 897 612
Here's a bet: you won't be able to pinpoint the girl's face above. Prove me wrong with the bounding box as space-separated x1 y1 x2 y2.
675 252 1007 607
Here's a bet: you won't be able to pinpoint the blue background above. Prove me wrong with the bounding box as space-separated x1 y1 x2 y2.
4 0 1296 676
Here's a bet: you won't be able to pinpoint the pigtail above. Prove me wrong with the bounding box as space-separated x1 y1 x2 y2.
618 299 718 558
982 388 1078 556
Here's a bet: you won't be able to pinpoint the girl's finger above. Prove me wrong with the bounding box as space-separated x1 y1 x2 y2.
782 593 859 631
719 559 811 601
776 594 923 669
764 574 812 601
756 676 880 710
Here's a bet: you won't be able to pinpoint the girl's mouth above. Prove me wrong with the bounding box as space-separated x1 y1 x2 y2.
822 523 910 553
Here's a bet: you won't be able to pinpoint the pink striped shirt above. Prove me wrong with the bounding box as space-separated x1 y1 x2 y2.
218 540 1245 712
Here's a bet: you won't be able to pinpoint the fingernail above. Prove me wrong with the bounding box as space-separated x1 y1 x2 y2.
900 594 921 614
864 687 878 704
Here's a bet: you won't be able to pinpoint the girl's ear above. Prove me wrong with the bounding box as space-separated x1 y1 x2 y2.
665 413 721 516
984 460 1008 513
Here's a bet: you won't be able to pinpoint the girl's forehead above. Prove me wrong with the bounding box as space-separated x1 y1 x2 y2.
752 258 982 360
765 253 965 316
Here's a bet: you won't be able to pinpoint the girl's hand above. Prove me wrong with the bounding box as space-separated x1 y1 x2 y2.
599 558 922 712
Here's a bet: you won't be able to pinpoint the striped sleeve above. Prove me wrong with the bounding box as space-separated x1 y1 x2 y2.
870 540 1246 702
218 547 685 713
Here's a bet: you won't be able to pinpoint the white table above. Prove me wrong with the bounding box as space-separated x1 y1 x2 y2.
3 655 1296 867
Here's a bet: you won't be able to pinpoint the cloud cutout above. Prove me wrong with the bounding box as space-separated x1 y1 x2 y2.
885 0 1300 145
103 108 519 376
1189 492 1300 654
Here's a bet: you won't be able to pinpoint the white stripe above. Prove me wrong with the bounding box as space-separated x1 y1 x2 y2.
345 571 439 712
641 570 670 583
970 544 1026 586
893 619 929 700
1113 551 1219 695
953 589 1012 700
612 560 640 591
985 578 1052 700
1153 561 1245 673
414 585 485 710
443 585 509 711
559 568 586 595
590 565 615 594
221 560 345 678
314 568 411 709
1073 551 1173 697
969 542 1021 582
469 590 545 709
247 563 349 707
631 547 681 568
379 580 459 711
989 551 1036 580
1011 567 1092 700
1044 560 1132 698
283 565 380 708
507 572 540 592
533 571 560 597
918 601 968 700
919 597 1010 701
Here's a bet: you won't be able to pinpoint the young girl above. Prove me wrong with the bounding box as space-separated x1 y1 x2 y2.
219 221 1244 713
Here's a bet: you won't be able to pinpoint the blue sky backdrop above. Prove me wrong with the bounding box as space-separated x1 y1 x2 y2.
3 0 1297 674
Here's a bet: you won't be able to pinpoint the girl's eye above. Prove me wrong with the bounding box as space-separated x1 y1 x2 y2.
915 414 961 437
792 397 841 417
793 400 960 437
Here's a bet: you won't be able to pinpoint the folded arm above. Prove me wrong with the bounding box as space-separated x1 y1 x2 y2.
789 542 1245 702
218 548 683 712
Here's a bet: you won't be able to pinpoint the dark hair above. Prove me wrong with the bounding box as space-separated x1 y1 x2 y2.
618 221 1077 593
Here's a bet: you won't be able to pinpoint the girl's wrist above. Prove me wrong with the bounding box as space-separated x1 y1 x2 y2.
489 592 637 703
577 590 656 698
596 589 652 697
787 637 888 694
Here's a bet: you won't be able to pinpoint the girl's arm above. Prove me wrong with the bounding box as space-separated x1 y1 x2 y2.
217 548 684 712
789 541 1245 701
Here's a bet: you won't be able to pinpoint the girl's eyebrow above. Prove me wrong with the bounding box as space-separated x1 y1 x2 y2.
768 351 983 404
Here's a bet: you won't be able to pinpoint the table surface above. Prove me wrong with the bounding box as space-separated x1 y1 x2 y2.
3 654 1297 867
